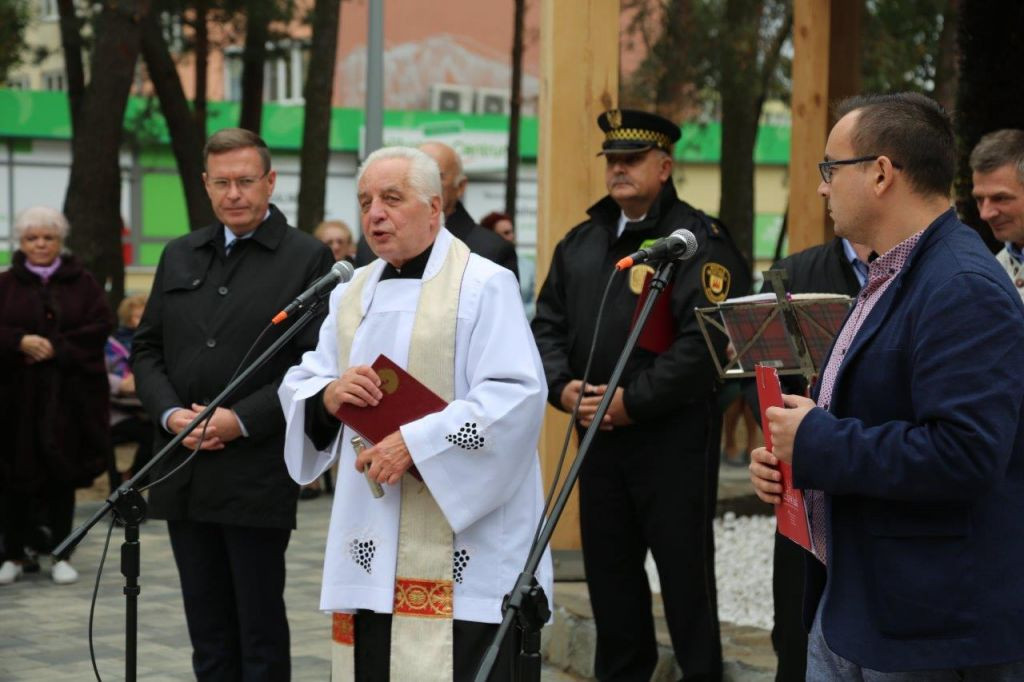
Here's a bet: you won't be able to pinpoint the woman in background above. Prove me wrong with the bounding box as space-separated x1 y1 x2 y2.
314 220 356 263
106 294 153 489
481 211 536 317
480 211 516 243
0 206 113 585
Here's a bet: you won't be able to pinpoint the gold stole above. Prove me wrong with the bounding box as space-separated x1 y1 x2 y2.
331 237 469 680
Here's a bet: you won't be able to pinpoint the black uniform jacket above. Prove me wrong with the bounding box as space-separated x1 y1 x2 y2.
132 205 334 529
532 181 751 441
444 201 519 280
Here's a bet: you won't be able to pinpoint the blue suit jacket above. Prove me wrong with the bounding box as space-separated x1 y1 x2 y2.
794 209 1024 671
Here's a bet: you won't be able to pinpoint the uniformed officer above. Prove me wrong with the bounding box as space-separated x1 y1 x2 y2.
532 109 750 682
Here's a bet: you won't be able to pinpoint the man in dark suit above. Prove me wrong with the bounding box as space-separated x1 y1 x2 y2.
133 128 334 681
751 92 1024 679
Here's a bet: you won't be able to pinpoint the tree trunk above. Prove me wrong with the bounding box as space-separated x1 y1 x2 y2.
193 0 209 142
296 0 341 233
504 0 525 219
239 2 270 133
953 0 1024 253
56 0 85 133
653 0 692 115
140 9 214 230
718 88 760 268
931 0 959 113
64 0 150 309
715 0 764 268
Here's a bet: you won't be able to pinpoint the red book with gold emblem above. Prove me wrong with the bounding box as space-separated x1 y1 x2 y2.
756 364 812 551
334 354 448 480
628 266 676 354
334 354 448 444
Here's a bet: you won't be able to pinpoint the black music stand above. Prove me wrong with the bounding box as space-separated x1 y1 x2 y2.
694 269 852 384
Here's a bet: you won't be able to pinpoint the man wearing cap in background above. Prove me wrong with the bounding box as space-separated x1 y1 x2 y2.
532 110 750 681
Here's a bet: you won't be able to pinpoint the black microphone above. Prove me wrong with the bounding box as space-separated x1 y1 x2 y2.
615 229 699 270
272 260 355 324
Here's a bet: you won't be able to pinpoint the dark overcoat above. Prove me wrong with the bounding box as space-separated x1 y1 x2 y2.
132 206 334 529
0 251 114 491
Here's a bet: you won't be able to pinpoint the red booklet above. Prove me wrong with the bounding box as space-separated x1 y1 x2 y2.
334 354 449 480
755 364 812 552
628 268 676 354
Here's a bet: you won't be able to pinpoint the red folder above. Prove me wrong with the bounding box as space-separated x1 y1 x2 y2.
628 269 676 354
755 364 812 551
334 354 448 480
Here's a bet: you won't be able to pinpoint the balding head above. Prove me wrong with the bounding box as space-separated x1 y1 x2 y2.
418 141 466 217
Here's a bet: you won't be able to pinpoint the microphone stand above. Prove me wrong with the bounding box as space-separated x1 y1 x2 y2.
474 257 682 682
53 297 327 682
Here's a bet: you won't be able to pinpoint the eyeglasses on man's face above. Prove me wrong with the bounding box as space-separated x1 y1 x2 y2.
817 156 902 183
207 172 269 193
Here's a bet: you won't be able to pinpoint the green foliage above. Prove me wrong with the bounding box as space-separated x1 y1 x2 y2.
150 0 299 58
0 0 31 83
861 0 950 94
621 0 791 120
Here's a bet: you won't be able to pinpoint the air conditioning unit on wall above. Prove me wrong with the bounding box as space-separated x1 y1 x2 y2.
474 87 510 115
429 83 475 113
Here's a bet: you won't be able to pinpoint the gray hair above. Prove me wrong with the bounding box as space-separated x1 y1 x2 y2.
357 146 442 206
970 129 1024 184
14 206 70 241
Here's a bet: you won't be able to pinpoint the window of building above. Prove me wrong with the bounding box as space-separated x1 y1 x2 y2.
6 75 31 90
43 70 66 91
223 40 310 104
38 0 59 20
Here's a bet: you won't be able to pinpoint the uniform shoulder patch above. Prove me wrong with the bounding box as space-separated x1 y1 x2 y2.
701 262 731 302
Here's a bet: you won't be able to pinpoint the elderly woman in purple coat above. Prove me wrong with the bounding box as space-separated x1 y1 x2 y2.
0 206 114 585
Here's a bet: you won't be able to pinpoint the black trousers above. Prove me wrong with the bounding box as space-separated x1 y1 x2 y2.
0 484 75 561
107 416 154 490
166 519 291 682
578 425 723 682
772 530 808 682
352 611 519 681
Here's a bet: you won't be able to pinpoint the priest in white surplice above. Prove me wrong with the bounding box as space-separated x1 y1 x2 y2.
279 146 553 681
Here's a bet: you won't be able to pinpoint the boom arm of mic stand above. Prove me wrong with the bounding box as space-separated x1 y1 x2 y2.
473 258 681 682
53 298 326 560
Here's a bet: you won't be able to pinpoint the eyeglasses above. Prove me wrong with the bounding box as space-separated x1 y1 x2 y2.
818 156 902 183
207 172 268 193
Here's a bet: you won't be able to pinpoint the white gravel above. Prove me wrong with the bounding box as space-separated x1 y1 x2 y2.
644 512 777 630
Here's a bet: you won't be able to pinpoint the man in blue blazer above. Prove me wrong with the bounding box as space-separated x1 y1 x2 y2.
750 92 1024 680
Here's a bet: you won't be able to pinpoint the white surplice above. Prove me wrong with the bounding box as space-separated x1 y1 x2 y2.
279 228 553 624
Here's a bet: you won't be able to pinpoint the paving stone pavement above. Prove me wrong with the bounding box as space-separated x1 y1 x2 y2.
1 458 770 681
0 494 586 681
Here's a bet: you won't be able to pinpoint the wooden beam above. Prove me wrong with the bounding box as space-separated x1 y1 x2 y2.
787 0 862 253
536 0 619 551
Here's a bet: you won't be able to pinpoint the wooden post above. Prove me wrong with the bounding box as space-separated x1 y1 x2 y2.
787 0 862 253
536 0 619 551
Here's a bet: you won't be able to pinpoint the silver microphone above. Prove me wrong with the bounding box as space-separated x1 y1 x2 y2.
615 229 699 270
